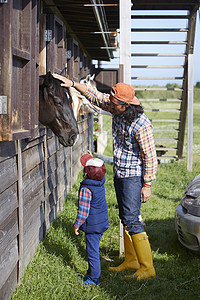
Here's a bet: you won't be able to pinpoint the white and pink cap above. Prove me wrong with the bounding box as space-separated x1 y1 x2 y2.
80 154 106 180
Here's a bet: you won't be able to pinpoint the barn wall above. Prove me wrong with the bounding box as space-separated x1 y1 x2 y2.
0 115 92 300
0 1 117 299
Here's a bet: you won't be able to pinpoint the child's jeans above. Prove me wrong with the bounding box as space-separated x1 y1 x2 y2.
85 232 103 284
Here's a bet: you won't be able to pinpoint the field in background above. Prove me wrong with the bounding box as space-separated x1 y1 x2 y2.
103 86 200 162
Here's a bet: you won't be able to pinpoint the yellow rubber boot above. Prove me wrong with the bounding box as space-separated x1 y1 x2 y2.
127 232 156 280
109 227 140 272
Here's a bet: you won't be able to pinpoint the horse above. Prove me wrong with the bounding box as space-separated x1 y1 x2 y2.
69 74 100 121
39 71 79 147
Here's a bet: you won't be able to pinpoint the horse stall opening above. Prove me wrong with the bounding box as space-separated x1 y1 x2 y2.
0 2 93 299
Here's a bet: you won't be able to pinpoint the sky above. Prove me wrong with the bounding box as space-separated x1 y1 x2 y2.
94 10 200 86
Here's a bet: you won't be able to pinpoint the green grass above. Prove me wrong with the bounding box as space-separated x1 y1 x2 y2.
11 87 200 300
11 161 200 300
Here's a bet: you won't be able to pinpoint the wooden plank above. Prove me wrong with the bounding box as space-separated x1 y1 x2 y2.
155 138 178 141
23 183 45 229
0 157 17 194
0 238 18 290
131 65 183 69
23 207 44 270
39 14 47 75
12 47 31 60
131 53 186 57
145 109 180 113
22 142 44 176
131 28 188 32
45 193 58 229
156 146 177 151
132 77 183 80
0 210 18 257
46 14 55 73
134 87 183 91
131 15 189 19
21 134 45 151
141 99 181 102
0 264 17 300
177 11 197 160
151 119 180 122
0 0 12 141
153 128 179 132
23 226 44 271
120 0 131 84
0 141 17 163
0 183 18 225
30 0 39 137
187 53 194 171
17 140 23 281
46 135 62 157
131 41 187 45
22 163 45 200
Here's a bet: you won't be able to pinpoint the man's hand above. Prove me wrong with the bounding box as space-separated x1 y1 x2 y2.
73 227 79 235
141 186 151 203
52 73 73 87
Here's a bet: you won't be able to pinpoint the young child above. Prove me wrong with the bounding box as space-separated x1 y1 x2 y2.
74 153 109 286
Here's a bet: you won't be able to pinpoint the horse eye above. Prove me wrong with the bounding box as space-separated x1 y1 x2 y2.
53 96 63 106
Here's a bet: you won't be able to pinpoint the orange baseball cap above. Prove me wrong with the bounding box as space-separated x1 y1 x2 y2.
110 82 140 105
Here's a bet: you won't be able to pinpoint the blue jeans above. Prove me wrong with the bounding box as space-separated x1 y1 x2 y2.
85 233 103 284
114 176 144 235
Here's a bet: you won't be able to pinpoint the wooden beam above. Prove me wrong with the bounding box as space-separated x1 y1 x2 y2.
187 53 194 171
17 140 23 282
120 0 131 85
131 15 189 19
131 53 186 57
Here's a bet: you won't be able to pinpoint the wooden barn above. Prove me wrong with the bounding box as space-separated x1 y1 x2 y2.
0 1 119 299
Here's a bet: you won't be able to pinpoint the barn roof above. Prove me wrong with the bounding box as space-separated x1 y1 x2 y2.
43 0 199 62
43 0 119 61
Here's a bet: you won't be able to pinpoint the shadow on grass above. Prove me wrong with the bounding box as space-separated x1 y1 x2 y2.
99 218 200 300
42 193 88 273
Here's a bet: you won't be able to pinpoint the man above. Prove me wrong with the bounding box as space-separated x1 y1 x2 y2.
53 73 158 280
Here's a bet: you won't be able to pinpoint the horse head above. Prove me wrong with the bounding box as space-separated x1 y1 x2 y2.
39 71 79 147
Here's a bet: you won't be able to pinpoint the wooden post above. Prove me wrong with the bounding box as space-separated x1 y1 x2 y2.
43 132 48 235
186 11 196 171
119 0 131 85
17 140 23 281
187 53 193 171
119 0 131 255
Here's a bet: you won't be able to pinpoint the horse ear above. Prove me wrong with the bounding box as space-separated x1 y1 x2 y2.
90 74 95 80
60 68 67 77
45 72 54 86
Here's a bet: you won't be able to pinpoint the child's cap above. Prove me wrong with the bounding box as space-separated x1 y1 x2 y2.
80 154 106 180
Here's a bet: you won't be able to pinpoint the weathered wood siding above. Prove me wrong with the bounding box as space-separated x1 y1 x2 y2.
0 115 92 300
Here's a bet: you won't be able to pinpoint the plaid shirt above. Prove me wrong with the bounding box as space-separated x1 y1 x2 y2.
74 187 92 228
84 86 157 182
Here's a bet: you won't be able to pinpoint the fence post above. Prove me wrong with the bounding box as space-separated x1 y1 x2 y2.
17 140 23 281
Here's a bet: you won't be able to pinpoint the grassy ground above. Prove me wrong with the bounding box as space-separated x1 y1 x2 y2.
11 87 200 300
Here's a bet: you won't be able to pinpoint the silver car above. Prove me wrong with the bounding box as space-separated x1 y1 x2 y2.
175 174 200 253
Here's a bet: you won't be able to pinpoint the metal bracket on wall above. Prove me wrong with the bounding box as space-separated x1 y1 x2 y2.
66 50 72 60
44 30 52 42
0 96 7 114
